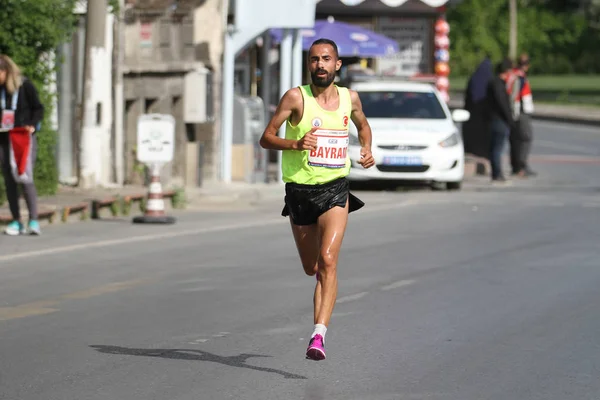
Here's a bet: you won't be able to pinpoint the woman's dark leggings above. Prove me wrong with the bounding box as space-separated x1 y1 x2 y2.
0 135 38 221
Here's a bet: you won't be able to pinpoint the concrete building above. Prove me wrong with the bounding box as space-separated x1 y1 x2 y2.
121 0 213 187
56 0 219 189
55 0 316 188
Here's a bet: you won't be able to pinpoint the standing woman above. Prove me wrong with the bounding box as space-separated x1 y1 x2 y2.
462 56 492 159
0 54 44 235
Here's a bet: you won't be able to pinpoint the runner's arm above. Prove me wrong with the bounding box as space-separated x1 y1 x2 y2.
349 90 375 168
349 90 372 151
259 88 303 151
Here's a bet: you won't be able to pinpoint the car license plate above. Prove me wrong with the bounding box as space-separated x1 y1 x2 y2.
382 156 422 166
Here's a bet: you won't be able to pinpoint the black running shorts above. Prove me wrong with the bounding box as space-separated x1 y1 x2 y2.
281 177 365 226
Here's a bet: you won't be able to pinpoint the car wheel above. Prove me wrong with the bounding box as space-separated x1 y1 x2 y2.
446 181 462 191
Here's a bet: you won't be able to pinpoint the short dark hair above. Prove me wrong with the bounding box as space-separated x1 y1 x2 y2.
496 57 513 74
309 38 339 59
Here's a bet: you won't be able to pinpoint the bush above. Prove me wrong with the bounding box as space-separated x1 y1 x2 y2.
34 111 59 197
447 0 600 76
0 0 77 203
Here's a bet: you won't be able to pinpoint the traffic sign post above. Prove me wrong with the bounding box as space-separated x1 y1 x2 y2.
132 114 176 225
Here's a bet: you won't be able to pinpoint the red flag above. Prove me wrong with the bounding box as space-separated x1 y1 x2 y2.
9 127 31 175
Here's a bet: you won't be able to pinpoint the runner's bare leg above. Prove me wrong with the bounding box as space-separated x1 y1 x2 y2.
315 201 349 327
290 222 322 322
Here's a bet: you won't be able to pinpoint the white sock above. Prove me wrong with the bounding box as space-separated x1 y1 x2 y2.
311 324 327 341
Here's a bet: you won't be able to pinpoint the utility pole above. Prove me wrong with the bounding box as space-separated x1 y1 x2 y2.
113 0 125 186
509 0 518 60
80 0 108 188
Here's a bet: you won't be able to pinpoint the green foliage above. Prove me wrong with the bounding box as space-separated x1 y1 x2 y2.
0 0 78 84
108 0 121 15
447 0 600 77
0 0 78 200
34 88 59 196
171 187 187 209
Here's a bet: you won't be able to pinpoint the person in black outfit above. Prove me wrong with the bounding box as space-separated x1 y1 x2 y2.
0 54 44 235
486 59 514 183
462 56 492 159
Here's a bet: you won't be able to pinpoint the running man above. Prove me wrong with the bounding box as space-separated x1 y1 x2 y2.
259 38 375 360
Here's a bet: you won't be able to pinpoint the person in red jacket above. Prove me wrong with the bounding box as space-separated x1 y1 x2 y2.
507 53 536 177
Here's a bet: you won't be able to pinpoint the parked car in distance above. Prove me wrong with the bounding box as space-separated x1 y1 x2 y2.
345 76 470 190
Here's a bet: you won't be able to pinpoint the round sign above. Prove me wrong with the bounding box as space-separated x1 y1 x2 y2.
435 62 450 77
435 35 450 49
435 49 450 63
436 76 449 91
435 19 450 35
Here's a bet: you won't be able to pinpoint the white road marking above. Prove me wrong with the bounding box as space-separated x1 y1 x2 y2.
0 219 284 264
381 279 416 291
336 291 368 304
179 287 216 293
0 201 416 264
331 311 355 317
262 326 303 335
189 339 209 344
582 203 600 208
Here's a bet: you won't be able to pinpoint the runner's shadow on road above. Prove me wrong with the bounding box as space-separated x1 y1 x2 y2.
90 345 307 380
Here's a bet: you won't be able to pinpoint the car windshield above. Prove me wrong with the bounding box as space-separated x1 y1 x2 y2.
358 91 447 119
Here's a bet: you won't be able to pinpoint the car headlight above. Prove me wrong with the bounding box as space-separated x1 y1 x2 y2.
348 133 360 146
438 132 460 148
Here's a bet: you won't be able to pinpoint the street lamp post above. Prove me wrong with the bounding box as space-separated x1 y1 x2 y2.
509 0 517 60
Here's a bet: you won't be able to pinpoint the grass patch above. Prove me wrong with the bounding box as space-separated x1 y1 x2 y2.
450 74 600 106
450 74 600 91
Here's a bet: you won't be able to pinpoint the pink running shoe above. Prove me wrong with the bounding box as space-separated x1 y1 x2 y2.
306 334 326 360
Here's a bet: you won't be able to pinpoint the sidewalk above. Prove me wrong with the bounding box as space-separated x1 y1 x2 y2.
0 182 286 227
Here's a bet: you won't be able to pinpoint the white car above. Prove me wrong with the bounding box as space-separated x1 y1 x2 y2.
346 79 470 190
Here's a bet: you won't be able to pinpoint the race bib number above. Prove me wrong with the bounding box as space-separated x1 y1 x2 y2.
308 129 349 168
1 110 15 131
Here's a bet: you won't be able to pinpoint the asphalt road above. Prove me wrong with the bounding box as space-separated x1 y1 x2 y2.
1 120 599 400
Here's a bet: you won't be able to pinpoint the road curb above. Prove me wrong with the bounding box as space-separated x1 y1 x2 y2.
464 154 490 178
526 113 600 127
449 101 600 128
0 190 182 226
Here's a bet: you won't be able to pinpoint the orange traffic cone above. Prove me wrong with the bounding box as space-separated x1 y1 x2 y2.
133 164 175 224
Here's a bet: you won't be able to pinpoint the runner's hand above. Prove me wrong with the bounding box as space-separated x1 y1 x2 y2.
24 125 35 133
357 148 375 168
296 127 318 151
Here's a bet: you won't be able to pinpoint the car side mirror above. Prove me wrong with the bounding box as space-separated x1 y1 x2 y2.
452 109 470 123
